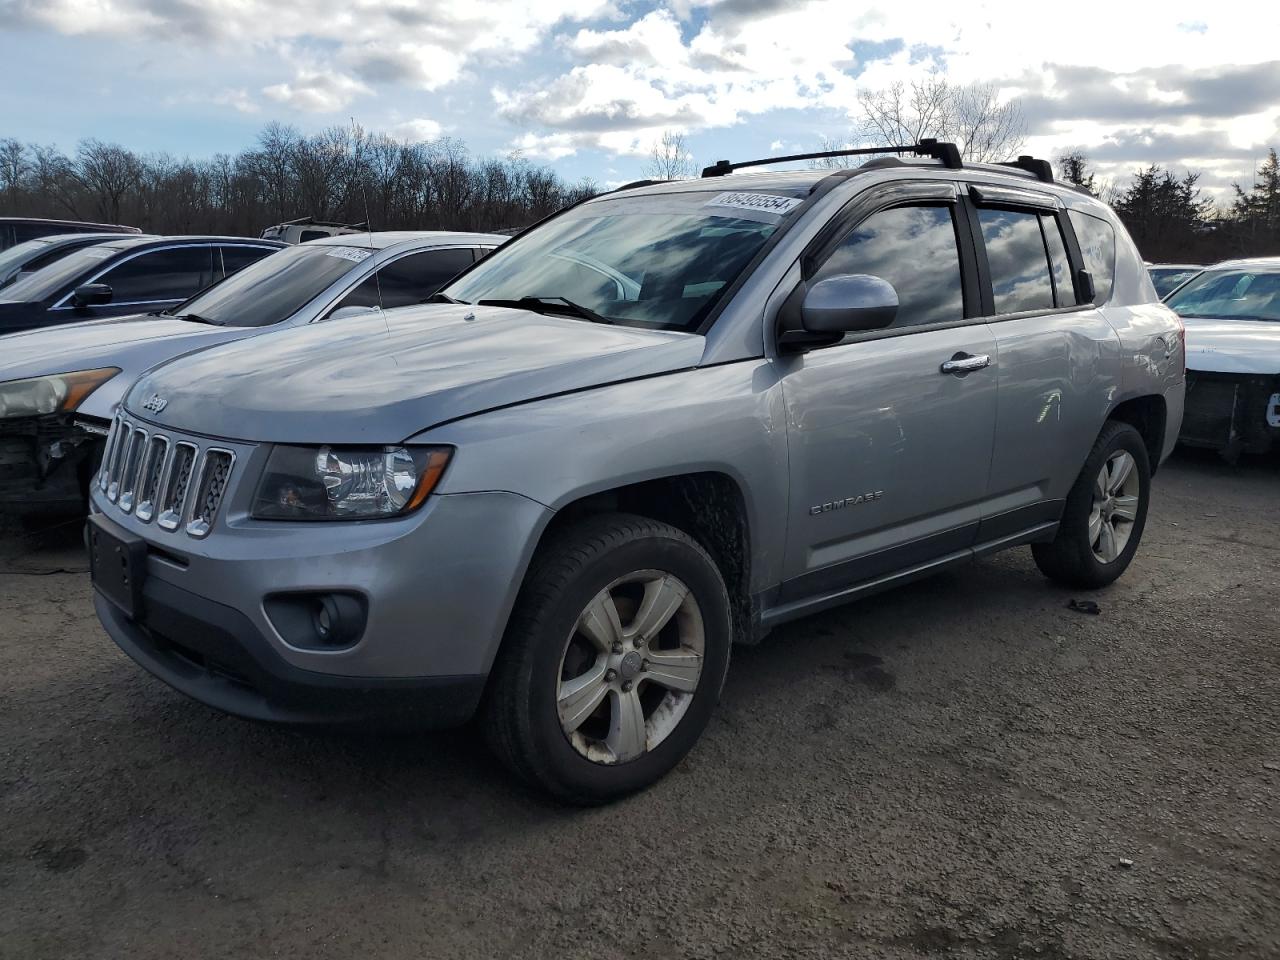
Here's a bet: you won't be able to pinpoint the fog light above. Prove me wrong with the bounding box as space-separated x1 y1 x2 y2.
310 594 363 647
265 591 367 650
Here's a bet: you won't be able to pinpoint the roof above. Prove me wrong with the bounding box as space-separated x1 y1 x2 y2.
90 235 286 252
594 157 1098 206
598 169 828 201
0 216 141 233
1203 257 1280 271
29 232 160 246
306 230 509 250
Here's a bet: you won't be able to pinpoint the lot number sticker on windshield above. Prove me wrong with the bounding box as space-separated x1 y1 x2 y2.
324 247 374 263
706 192 803 215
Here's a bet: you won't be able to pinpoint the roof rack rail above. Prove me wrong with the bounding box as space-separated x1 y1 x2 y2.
700 139 963 178
610 179 667 193
996 156 1054 184
275 216 370 229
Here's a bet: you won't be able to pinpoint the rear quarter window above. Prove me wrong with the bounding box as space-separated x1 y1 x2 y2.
1068 210 1116 303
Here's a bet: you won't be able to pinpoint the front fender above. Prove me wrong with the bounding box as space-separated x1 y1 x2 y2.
411 361 790 593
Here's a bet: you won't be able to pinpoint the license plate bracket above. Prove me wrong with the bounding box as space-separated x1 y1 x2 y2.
88 516 146 618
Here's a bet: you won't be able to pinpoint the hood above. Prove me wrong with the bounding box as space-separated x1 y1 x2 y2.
1181 317 1280 375
126 304 705 443
0 313 250 419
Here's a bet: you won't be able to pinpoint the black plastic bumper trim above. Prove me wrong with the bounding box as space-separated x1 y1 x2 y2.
94 574 487 728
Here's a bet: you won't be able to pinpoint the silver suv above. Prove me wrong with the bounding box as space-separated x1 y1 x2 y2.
87 142 1185 804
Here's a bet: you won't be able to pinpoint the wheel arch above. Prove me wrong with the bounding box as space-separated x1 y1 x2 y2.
524 471 755 647
1106 393 1167 474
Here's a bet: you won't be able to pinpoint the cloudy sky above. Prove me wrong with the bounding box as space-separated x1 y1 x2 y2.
2 0 1278 197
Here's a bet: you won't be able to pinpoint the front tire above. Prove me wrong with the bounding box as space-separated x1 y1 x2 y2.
483 513 732 805
1033 420 1151 589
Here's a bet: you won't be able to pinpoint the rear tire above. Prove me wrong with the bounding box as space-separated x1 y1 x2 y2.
1033 421 1151 589
483 512 731 805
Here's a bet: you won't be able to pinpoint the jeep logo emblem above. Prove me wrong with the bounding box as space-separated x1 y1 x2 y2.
810 491 883 516
142 393 168 413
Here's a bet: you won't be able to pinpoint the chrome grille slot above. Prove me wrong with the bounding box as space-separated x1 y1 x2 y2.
135 435 170 523
117 427 148 513
106 421 139 503
103 417 130 499
158 442 198 531
97 417 123 492
186 450 235 538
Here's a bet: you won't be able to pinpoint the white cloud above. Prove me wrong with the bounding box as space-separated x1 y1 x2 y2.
263 72 371 113
9 0 617 113
388 117 444 142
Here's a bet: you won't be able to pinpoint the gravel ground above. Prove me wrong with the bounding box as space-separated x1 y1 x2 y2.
1 449 1277 960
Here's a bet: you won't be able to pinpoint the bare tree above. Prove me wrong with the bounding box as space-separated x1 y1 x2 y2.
855 79 1026 162
646 130 695 180
72 139 144 223
0 123 624 235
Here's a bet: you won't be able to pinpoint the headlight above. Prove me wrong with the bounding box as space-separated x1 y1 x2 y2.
0 368 119 419
251 445 452 520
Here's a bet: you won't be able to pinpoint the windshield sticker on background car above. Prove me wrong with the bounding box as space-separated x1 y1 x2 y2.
706 192 803 215
81 248 114 258
323 247 374 263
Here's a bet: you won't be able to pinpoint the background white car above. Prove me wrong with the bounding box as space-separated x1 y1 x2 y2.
1164 258 1280 458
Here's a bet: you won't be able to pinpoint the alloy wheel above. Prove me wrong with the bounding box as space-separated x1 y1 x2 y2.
556 570 705 765
1089 450 1141 563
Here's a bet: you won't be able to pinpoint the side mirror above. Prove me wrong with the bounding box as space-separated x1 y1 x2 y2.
327 305 380 322
801 274 898 334
73 283 113 308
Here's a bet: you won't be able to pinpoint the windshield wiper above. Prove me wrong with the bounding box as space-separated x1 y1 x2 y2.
172 313 222 326
425 291 466 304
477 296 613 325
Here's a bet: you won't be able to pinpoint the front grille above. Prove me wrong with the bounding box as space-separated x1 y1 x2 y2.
158 442 198 531
186 450 234 538
98 413 237 537
135 435 170 522
116 427 148 512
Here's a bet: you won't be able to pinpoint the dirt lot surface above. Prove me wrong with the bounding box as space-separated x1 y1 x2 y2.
1 450 1277 960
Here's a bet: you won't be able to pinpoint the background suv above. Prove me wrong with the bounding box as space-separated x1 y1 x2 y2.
87 143 1184 803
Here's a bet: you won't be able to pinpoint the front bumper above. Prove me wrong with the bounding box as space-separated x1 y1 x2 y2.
95 580 487 727
1180 371 1280 455
90 482 552 725
0 414 106 505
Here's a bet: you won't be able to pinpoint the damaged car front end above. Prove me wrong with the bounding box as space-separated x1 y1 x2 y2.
1166 260 1280 459
0 368 117 506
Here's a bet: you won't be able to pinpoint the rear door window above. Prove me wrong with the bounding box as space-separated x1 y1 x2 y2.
99 246 214 304
332 248 477 312
814 204 965 328
219 245 276 278
976 208 1055 314
1068 210 1116 303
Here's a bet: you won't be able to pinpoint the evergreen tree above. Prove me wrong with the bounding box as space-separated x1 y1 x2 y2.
1229 149 1280 255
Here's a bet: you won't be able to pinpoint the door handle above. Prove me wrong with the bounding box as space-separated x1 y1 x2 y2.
940 353 991 375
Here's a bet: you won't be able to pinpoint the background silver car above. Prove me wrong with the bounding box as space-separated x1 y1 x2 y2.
0 230 504 506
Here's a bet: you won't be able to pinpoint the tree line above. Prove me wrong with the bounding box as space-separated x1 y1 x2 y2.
3 112 1279 265
0 122 599 237
1057 148 1280 263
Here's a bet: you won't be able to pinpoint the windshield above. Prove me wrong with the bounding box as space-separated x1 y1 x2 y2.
444 190 793 331
1165 269 1280 322
171 243 373 327
1149 267 1200 299
1 243 124 302
0 238 55 276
